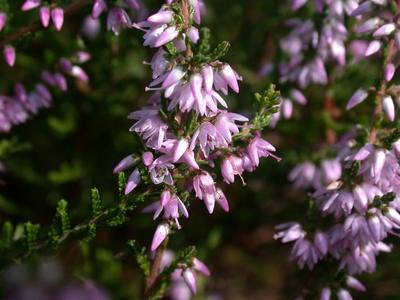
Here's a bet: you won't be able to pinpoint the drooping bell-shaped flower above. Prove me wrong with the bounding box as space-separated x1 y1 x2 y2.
107 8 131 35
40 6 50 27
51 7 64 31
3 45 15 67
346 88 368 110
125 168 141 195
92 0 107 19
0 12 6 32
113 154 136 173
382 95 395 122
151 223 170 251
21 0 41 11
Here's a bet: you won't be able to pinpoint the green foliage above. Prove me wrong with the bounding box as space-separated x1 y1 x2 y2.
252 84 281 131
150 245 198 300
91 187 102 217
127 240 150 277
210 41 231 61
0 138 30 160
342 161 360 185
197 27 211 54
55 199 70 233
118 172 127 196
47 160 83 184
371 192 396 210
382 127 400 149
25 221 40 252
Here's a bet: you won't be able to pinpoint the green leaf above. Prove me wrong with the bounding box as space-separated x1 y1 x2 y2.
91 188 102 217
56 199 70 233
25 222 40 252
127 240 150 277
210 41 231 60
118 172 127 196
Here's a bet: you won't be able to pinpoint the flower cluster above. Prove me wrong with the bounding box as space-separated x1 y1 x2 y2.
21 0 65 31
270 0 358 126
2 2 63 67
1 0 142 68
91 0 142 36
159 250 210 298
114 0 277 295
277 130 400 298
275 1 400 298
352 0 399 58
0 53 90 133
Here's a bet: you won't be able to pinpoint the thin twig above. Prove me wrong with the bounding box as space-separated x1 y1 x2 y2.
180 0 193 57
144 238 168 299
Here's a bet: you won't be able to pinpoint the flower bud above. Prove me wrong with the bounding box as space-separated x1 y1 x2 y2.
182 269 197 294
193 258 210 276
142 152 154 166
125 168 141 195
147 10 173 24
346 276 366 292
187 27 200 43
365 40 382 56
155 26 179 47
3 45 16 67
40 6 50 27
384 63 396 82
92 0 107 19
21 0 41 11
382 95 395 122
373 23 396 37
0 12 7 32
113 154 136 173
150 223 169 251
51 7 64 31
220 64 239 93
346 88 368 110
172 139 189 162
201 65 214 93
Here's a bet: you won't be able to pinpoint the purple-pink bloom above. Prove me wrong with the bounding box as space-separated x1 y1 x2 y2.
193 172 217 214
107 8 131 35
39 6 50 27
125 168 141 195
21 0 41 11
182 269 197 294
346 88 368 110
151 223 170 251
51 8 64 31
113 154 136 173
0 12 6 32
92 0 107 19
3 45 15 67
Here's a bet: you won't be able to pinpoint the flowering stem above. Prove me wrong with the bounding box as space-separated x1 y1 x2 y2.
144 238 168 298
369 39 396 143
180 0 193 57
0 0 91 47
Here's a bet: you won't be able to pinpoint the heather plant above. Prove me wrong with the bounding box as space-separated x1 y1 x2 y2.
274 0 400 299
1 0 400 299
0 0 280 298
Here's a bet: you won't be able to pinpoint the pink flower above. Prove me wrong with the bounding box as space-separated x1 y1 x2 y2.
39 6 50 27
125 168 141 195
193 172 217 214
21 0 41 11
151 223 170 251
0 12 6 32
3 45 15 67
51 8 64 31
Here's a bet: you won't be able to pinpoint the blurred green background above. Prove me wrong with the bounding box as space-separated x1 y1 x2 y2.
0 0 399 299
